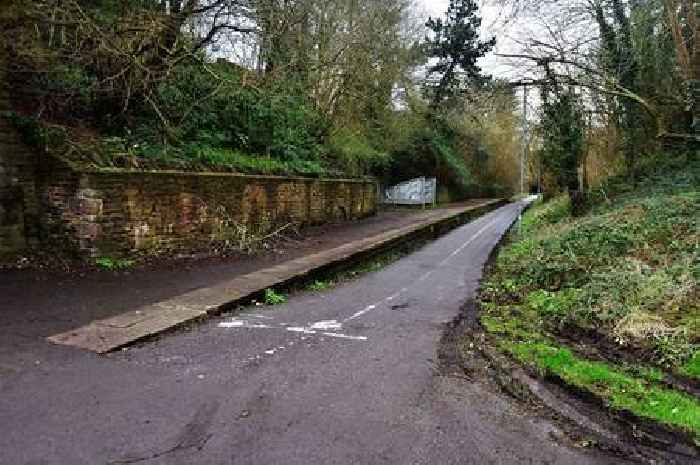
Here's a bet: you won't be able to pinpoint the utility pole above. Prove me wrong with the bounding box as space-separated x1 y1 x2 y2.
520 86 529 195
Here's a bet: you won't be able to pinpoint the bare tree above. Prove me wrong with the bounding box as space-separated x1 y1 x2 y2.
488 0 699 175
1 0 257 124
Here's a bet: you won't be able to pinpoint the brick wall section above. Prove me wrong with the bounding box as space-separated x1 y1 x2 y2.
37 157 377 257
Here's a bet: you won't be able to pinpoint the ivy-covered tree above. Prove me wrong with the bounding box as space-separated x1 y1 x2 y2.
540 88 586 213
424 0 495 109
594 0 647 175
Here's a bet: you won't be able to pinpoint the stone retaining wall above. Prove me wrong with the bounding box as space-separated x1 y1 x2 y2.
35 157 377 257
0 38 376 259
0 47 40 256
0 132 377 259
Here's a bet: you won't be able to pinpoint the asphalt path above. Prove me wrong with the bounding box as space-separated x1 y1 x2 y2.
0 199 631 465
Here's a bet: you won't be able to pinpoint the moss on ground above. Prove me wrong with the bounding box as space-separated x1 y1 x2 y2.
506 342 700 440
680 351 700 379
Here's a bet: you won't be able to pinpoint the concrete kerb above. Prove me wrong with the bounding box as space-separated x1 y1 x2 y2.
48 199 507 353
188 200 509 321
243 199 509 302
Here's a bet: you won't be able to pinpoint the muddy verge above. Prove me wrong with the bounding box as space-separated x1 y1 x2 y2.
551 323 700 397
437 208 699 465
438 297 699 464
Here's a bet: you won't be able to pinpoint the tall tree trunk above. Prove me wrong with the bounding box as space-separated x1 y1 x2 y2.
431 62 456 110
691 1 700 134
613 0 643 174
665 0 699 134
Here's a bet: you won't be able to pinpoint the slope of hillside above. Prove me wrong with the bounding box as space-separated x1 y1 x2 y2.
478 154 699 445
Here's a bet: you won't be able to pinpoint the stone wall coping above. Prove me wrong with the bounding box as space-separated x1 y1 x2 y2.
77 166 377 185
3 150 378 258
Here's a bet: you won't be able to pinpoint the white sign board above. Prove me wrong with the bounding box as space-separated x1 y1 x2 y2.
383 177 436 206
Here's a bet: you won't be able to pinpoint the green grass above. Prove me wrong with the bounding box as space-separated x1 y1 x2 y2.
264 288 288 305
483 159 699 368
679 351 700 379
93 138 334 177
480 308 541 342
519 195 570 234
186 146 327 176
507 342 700 439
306 280 332 292
479 155 700 441
95 257 135 270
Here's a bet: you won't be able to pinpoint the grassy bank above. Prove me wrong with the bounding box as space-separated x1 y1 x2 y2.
479 155 699 442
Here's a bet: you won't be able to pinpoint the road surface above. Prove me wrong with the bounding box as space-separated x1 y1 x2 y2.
0 199 628 465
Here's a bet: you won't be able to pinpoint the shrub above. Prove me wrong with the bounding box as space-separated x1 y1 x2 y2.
264 289 288 306
147 64 325 162
526 289 581 320
95 257 135 271
327 128 390 176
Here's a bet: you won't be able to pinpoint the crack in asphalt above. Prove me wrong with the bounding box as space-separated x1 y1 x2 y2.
108 434 214 465
108 402 218 465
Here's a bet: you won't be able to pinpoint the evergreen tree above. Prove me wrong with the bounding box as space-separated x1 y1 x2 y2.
425 0 495 109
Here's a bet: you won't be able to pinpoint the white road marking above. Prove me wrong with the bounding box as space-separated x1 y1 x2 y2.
322 332 368 341
308 320 342 331
219 321 273 329
287 327 317 334
437 217 500 267
220 318 368 354
221 207 513 364
385 288 406 302
345 305 376 322
343 215 501 323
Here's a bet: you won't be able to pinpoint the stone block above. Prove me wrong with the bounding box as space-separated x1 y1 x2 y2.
78 197 103 216
77 221 101 240
77 188 101 199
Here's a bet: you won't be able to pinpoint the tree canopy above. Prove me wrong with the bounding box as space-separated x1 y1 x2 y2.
424 0 495 108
